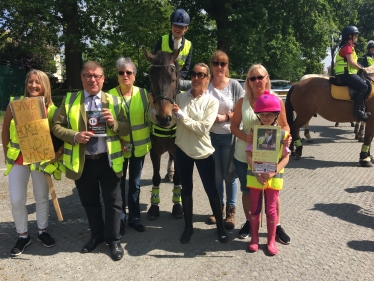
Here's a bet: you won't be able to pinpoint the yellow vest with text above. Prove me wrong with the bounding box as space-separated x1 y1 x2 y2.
334 44 358 75
246 131 288 191
63 91 123 173
161 35 191 69
109 87 151 158
4 96 62 178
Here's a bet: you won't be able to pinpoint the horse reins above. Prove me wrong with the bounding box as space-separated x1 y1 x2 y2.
150 63 179 104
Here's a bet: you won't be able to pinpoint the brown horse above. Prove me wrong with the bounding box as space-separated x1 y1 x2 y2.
142 47 183 220
286 65 374 166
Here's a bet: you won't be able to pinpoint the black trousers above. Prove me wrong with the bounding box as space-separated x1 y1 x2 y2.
75 157 122 244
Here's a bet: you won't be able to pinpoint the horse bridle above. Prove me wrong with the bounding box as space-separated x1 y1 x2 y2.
150 63 179 105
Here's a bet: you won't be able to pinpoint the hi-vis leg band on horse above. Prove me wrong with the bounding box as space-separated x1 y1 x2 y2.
45 175 63 221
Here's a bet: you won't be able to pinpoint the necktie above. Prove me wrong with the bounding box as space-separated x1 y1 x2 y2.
86 95 98 154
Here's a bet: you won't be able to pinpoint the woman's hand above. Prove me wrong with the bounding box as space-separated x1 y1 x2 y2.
215 114 227 123
172 103 180 114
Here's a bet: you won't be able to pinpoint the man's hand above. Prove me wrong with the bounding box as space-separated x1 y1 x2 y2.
75 131 95 144
101 108 114 127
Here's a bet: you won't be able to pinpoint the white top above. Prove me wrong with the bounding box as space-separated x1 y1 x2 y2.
175 89 219 159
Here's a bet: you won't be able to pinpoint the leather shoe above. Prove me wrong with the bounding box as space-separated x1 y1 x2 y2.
81 237 105 253
109 243 124 261
128 222 145 232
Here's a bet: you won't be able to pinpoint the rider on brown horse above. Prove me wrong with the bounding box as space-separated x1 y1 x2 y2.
334 26 371 120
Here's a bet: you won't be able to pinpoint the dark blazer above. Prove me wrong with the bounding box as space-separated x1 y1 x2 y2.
52 91 130 180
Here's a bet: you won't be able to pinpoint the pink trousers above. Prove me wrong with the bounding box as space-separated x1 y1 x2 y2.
250 188 279 221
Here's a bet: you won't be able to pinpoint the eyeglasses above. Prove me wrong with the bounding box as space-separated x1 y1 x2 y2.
248 75 265 82
81 74 104 80
190 71 208 79
212 62 228 67
258 112 278 118
118 70 134 76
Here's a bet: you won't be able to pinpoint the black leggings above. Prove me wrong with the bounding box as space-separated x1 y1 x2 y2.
339 73 369 94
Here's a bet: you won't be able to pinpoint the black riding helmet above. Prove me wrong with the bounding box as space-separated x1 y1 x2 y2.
170 8 190 26
342 26 360 41
367 40 374 50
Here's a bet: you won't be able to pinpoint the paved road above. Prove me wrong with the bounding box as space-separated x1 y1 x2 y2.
0 116 373 280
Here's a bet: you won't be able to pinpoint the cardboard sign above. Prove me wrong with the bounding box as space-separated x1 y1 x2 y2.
10 97 55 164
86 111 107 136
252 125 281 173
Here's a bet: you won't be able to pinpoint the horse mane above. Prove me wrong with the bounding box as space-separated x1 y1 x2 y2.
300 74 330 81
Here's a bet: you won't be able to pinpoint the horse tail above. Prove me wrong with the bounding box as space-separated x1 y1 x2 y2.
285 85 295 127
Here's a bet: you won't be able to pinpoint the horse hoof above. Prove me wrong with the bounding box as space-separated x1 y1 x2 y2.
355 135 359 140
359 158 373 167
358 137 364 143
335 122 339 127
147 205 160 220
304 133 311 140
350 122 355 127
172 204 184 219
307 139 314 144
370 156 374 164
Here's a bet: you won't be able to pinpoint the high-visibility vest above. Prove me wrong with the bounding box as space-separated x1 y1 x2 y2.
161 34 191 69
334 43 358 75
109 87 151 158
4 96 63 178
364 54 374 66
246 130 288 191
62 91 124 173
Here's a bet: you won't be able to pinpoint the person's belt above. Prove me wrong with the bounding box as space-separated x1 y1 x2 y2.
85 152 107 160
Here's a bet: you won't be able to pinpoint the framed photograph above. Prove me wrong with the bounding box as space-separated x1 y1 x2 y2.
252 125 281 173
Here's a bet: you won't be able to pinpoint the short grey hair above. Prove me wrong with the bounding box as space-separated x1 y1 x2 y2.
116 57 137 76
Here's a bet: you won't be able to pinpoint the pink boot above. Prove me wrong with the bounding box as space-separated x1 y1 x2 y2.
267 219 278 255
248 215 260 252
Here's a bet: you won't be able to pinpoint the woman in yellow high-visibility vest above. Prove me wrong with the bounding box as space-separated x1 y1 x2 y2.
2 70 61 256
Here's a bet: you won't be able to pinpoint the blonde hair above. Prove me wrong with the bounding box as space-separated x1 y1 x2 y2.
244 64 271 99
210 50 230 77
194 63 211 90
24 69 53 107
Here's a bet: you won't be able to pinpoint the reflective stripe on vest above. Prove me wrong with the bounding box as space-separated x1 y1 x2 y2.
109 87 151 158
63 91 124 173
246 130 288 190
161 35 191 68
334 44 358 75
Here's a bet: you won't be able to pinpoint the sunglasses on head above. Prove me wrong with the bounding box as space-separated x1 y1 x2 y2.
190 71 208 79
248 75 265 81
212 61 228 67
118 70 133 76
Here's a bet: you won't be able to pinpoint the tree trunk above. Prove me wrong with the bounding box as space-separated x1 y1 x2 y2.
63 3 83 90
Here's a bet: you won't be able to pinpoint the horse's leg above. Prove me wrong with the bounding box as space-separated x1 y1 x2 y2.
148 147 162 220
169 140 183 219
359 120 373 167
163 153 174 182
358 121 365 142
303 121 314 143
292 116 310 160
354 121 360 139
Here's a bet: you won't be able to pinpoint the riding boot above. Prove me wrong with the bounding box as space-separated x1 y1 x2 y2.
248 215 260 252
353 93 370 120
208 194 229 243
180 194 193 244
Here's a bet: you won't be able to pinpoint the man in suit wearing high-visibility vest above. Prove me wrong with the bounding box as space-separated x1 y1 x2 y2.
52 61 130 261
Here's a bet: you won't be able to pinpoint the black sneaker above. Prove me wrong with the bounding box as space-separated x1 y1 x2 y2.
37 231 56 247
238 221 250 239
10 235 31 256
276 225 290 245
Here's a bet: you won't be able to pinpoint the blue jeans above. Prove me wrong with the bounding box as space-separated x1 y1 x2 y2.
210 132 238 206
233 157 250 194
120 155 145 223
175 146 217 199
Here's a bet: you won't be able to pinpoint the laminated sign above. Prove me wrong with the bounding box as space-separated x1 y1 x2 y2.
252 125 281 173
10 97 55 164
86 111 107 136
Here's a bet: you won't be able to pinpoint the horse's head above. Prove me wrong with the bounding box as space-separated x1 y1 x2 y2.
143 47 179 127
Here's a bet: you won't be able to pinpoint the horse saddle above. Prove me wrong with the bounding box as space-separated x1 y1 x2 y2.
329 76 374 102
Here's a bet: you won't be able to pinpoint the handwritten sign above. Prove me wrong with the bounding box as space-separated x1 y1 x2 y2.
10 97 55 164
252 125 281 173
